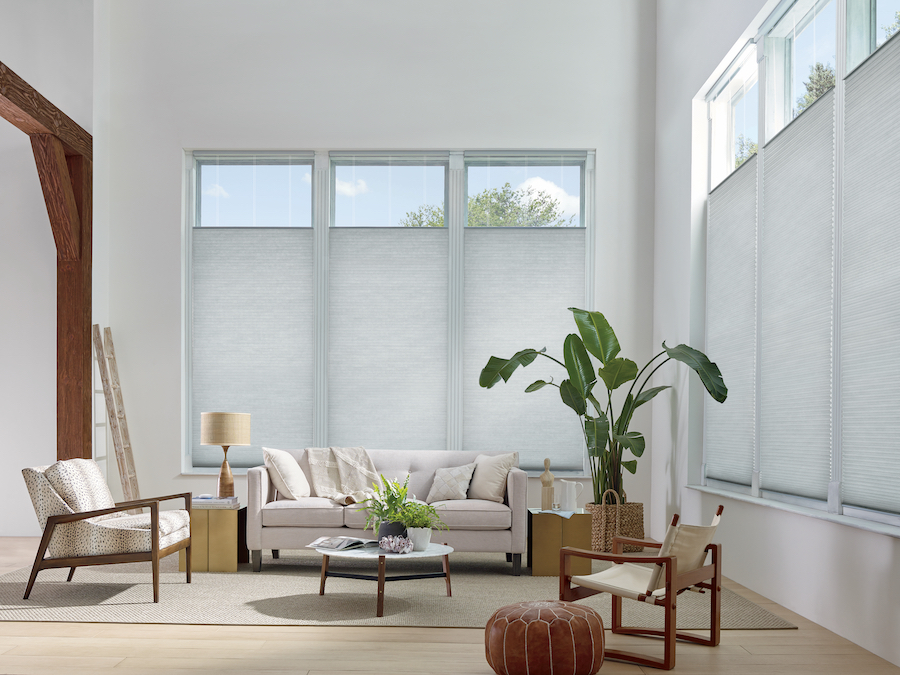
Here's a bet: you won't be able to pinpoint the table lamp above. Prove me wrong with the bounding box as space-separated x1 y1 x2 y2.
200 412 251 498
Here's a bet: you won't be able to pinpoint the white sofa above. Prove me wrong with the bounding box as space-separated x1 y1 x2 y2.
247 449 527 574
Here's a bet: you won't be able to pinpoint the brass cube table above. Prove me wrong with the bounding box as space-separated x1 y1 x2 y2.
179 505 248 573
527 508 592 577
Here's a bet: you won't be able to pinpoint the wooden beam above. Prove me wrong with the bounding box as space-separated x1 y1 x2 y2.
31 134 81 261
0 60 92 160
55 154 93 461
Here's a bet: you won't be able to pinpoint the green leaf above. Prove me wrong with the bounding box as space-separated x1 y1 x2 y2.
662 342 728 403
634 385 671 408
479 348 545 388
583 413 609 454
559 379 587 416
614 431 645 457
569 308 620 365
621 460 638 474
563 334 596 397
525 380 550 392
479 356 509 388
597 357 638 391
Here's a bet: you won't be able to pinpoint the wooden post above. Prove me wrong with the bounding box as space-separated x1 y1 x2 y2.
1 61 93 461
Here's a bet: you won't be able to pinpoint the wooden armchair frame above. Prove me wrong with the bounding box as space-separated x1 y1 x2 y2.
559 509 723 671
24 493 192 603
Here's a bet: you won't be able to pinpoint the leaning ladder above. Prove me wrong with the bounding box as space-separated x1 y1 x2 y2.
92 325 141 509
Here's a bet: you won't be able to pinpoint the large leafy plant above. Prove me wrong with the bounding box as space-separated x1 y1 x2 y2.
479 308 727 505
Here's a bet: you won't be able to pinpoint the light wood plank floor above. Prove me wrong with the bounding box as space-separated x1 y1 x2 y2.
0 537 897 675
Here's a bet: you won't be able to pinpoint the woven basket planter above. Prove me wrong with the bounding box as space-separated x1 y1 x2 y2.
585 490 643 552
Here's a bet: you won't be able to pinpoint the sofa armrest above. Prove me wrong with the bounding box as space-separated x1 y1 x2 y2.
246 465 273 550
506 467 527 554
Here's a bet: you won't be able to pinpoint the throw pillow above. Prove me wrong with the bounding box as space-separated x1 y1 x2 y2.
263 447 310 499
426 463 476 503
468 452 518 503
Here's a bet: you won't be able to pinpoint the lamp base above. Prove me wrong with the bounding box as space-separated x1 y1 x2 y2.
217 446 234 498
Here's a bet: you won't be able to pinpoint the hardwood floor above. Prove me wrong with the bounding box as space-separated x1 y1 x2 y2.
1 537 897 675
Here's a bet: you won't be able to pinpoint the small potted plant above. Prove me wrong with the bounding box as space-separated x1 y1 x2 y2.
399 501 446 551
362 475 410 540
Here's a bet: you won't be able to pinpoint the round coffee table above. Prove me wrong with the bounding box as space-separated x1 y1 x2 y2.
316 542 453 617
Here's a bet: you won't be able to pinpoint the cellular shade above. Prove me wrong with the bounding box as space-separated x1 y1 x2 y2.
705 155 758 486
328 228 449 449
191 228 314 468
840 35 900 515
759 90 835 500
463 228 586 472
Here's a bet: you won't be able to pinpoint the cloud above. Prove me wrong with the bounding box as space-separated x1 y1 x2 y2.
203 184 229 198
516 176 580 219
303 172 311 184
335 178 369 197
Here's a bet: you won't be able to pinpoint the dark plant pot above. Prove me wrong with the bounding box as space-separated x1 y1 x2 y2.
377 521 407 540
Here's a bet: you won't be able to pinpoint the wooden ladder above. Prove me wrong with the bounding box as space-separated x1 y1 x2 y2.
92 325 141 509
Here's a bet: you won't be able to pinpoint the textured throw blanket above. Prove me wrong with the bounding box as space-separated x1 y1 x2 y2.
306 446 380 505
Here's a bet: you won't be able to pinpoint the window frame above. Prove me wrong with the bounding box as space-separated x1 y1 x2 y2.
182 149 595 476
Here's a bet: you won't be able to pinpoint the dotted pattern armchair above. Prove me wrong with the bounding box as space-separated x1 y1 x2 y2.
22 459 192 602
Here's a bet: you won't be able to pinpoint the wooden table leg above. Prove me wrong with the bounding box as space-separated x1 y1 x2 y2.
319 554 329 595
377 555 386 617
443 553 452 597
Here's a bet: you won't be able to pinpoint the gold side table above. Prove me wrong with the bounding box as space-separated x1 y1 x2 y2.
179 505 248 573
527 508 593 577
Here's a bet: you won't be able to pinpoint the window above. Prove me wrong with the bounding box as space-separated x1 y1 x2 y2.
766 0 836 139
186 151 593 473
703 1 900 531
708 45 759 188
465 161 582 227
332 159 446 227
847 0 900 71
462 157 587 471
197 156 312 228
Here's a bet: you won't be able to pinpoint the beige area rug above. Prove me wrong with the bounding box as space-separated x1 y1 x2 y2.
0 551 795 630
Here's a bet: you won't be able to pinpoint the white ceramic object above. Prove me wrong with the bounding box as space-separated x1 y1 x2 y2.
559 479 584 511
406 527 432 551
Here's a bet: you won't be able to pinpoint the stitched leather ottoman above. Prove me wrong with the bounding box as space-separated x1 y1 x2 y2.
485 600 604 675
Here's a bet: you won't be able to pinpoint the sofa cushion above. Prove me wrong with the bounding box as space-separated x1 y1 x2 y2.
468 452 518 503
263 447 311 499
343 502 372 529
426 463 476 503
261 498 344 527
432 499 512 530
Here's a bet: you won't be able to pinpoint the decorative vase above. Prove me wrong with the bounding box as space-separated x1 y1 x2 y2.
585 490 643 552
377 521 407 540
406 527 432 551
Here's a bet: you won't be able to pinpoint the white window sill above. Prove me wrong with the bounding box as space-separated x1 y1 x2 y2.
688 484 900 539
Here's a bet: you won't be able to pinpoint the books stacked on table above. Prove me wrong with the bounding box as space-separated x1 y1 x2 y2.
192 495 240 509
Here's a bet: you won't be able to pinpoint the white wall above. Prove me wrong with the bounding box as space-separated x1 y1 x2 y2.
0 0 94 536
98 1 657 514
652 0 900 667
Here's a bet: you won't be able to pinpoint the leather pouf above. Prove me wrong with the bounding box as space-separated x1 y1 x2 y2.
485 601 604 675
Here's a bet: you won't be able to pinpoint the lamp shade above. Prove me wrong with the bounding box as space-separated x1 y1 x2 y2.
200 412 251 446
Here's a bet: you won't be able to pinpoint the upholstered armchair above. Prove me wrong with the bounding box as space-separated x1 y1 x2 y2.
22 459 192 603
559 505 724 670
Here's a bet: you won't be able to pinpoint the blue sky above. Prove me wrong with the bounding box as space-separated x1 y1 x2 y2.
199 161 582 228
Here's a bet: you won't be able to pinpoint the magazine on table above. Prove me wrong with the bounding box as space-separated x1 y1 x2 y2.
307 535 378 551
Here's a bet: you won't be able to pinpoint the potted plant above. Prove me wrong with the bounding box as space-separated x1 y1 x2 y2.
399 501 447 551
480 307 727 550
362 475 410 540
